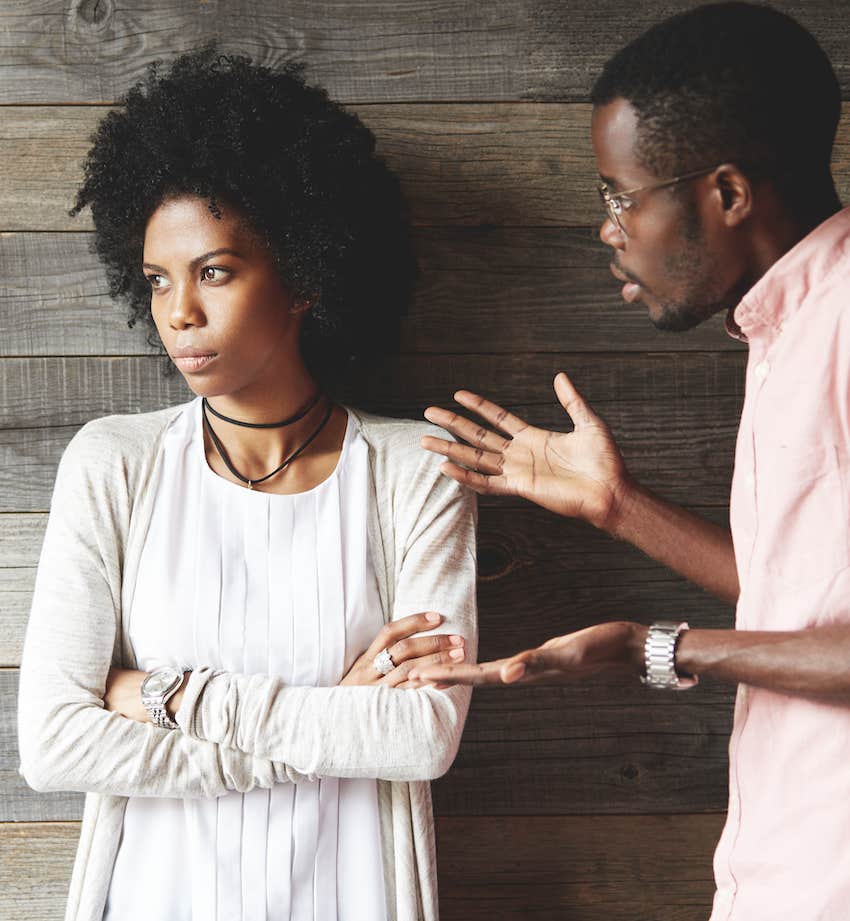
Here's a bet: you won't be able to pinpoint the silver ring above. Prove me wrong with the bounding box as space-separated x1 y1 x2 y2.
373 648 395 676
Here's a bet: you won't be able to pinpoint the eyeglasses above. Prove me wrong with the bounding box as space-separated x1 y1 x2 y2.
596 165 720 235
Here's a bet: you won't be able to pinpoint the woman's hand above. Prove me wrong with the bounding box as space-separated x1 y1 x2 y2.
421 372 632 533
104 667 149 721
339 611 466 689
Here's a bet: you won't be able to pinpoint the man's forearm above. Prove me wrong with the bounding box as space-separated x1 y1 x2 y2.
610 481 739 604
675 625 850 704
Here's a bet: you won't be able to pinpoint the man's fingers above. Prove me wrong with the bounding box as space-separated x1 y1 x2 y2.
421 435 504 475
436 462 513 496
411 660 513 686
553 371 598 428
451 391 530 437
423 407 514 454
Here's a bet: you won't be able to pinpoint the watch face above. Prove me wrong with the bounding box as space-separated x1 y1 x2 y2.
142 668 181 697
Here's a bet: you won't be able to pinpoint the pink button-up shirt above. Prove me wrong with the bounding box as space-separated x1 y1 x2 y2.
711 207 850 921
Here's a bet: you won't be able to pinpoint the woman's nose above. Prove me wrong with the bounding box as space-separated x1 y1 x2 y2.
168 284 204 329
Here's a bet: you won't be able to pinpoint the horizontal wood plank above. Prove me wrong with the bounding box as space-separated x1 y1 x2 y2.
2 636 734 819
1 814 724 920
1 0 849 103
1 503 734 666
1 103 848 230
0 229 749 356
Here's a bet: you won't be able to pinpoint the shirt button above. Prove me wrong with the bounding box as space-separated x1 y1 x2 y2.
754 360 770 381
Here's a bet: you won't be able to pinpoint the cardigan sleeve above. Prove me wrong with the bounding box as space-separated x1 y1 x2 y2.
175 447 478 782
17 422 299 798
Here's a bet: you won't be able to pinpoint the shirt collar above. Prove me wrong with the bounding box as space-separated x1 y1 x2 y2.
729 206 850 342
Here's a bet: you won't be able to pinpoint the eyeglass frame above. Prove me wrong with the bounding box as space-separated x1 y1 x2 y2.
596 165 721 234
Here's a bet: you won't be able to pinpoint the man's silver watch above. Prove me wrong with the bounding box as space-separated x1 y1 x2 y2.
140 666 184 729
640 621 698 690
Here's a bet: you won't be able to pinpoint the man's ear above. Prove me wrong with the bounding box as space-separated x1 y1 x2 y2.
713 164 754 228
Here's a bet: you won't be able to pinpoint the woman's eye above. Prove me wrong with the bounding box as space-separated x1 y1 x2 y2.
201 266 228 282
146 273 165 289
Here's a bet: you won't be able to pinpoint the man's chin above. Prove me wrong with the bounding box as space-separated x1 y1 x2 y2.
648 299 712 333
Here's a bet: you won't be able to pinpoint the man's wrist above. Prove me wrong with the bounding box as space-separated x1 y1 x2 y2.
604 476 643 540
627 622 650 675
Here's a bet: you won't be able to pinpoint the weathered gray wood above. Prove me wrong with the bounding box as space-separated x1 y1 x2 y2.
0 229 749 356
1 0 850 103
0 671 84 822
0 504 733 666
0 351 746 428
2 637 734 820
2 103 848 231
0 821 79 921
1 814 724 920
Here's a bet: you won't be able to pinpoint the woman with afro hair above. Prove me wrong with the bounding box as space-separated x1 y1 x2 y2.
18 48 477 921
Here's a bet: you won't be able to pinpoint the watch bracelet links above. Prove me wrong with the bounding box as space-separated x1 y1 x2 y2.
641 621 699 690
148 703 179 731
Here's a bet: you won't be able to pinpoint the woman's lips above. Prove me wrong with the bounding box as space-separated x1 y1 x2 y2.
171 348 218 373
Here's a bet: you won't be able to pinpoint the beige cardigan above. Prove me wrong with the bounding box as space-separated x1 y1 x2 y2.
17 404 477 921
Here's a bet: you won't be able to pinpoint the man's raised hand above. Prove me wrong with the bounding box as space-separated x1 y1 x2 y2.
421 372 631 531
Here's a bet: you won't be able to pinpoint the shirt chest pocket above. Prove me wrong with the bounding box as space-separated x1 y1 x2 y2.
756 443 850 590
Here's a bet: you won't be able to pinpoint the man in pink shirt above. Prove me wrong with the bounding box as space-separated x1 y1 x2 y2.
416 3 850 918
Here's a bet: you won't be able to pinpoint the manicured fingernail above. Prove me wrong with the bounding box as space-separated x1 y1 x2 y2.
450 635 464 646
426 612 441 623
449 648 465 661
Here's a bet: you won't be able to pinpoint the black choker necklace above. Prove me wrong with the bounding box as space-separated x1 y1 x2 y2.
202 396 335 490
202 390 323 429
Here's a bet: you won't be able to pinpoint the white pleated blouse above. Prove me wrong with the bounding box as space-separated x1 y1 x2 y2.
104 398 387 921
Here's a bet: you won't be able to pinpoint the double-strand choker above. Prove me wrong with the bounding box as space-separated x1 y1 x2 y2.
202 396 334 489
202 390 323 429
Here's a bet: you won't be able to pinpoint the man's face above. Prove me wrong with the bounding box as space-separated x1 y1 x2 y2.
591 97 741 331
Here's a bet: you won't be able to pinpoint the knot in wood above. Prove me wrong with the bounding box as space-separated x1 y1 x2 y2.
619 762 640 782
73 0 113 28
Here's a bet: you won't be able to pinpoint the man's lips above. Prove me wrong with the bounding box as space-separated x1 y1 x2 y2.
609 263 643 304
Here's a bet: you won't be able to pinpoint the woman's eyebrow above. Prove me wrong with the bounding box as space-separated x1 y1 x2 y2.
142 248 245 273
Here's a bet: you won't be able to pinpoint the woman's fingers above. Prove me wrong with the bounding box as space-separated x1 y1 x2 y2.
388 632 464 666
364 611 443 660
420 435 504 475
380 644 466 687
409 659 512 686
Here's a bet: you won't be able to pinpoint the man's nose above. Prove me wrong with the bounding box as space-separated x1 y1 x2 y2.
599 216 626 250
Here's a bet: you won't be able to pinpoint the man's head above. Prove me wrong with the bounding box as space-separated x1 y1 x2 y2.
590 2 841 331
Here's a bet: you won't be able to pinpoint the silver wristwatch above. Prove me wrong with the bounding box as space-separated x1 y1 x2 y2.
640 622 698 690
140 666 184 729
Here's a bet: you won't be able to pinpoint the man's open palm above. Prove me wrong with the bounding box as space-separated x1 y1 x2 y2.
421 372 629 529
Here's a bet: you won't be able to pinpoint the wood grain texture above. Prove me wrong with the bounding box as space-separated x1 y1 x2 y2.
437 813 726 920
0 822 79 921
1 0 850 103
0 229 749 357
0 347 746 515
2 103 848 230
0 502 733 666
2 647 733 821
1 814 724 920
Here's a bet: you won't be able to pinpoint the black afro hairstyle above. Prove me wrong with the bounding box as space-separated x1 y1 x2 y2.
71 47 417 385
591 3 840 212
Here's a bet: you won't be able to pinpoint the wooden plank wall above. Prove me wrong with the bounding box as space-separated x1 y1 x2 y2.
1 1 848 917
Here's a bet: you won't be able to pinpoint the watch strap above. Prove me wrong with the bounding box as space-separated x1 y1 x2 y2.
641 621 698 690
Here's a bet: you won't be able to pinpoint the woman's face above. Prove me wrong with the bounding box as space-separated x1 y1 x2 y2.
143 195 306 400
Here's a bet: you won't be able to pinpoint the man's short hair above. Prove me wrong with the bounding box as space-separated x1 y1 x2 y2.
591 2 840 196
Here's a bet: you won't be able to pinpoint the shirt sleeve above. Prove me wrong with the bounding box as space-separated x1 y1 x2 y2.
17 423 301 799
175 448 478 782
